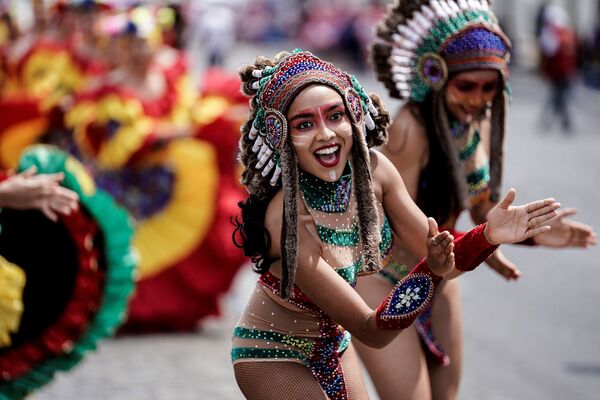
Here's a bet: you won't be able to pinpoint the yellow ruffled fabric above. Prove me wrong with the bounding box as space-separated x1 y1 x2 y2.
0 255 26 348
133 139 219 278
21 49 85 109
67 95 154 169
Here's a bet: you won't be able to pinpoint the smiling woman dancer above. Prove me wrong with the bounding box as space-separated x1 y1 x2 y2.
230 49 560 400
354 1 597 399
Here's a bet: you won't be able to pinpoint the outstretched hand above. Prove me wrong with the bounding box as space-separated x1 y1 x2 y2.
425 217 455 277
486 249 521 281
531 208 597 248
0 167 79 221
484 189 561 245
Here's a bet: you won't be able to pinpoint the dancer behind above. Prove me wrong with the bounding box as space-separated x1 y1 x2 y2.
231 49 560 399
358 1 597 399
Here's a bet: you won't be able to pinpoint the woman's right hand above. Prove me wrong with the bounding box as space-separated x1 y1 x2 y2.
425 217 455 277
486 249 521 280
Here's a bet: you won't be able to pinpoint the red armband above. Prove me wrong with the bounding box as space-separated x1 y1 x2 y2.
454 223 498 272
375 261 442 330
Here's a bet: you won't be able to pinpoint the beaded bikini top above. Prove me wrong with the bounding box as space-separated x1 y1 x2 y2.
299 162 394 286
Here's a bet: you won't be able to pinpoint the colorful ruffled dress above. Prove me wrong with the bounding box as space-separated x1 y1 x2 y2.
62 64 246 331
0 35 86 170
0 145 136 399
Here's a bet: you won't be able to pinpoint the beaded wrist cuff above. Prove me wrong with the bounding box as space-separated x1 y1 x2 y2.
375 262 442 330
454 223 498 271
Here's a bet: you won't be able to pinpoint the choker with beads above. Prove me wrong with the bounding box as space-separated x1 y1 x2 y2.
299 163 353 214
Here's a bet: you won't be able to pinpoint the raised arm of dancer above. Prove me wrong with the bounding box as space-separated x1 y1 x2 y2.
264 189 455 349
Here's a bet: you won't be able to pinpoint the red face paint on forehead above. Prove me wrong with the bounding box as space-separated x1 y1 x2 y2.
288 102 345 122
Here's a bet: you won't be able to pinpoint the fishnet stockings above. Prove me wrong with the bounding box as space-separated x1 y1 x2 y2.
234 344 370 400
234 361 328 400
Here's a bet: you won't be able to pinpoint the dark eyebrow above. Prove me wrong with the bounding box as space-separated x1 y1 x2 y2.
289 102 345 122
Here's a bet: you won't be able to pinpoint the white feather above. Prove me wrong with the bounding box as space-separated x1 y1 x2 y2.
413 11 433 31
407 18 427 36
420 5 437 21
392 48 414 58
261 159 276 176
395 81 411 91
391 55 412 66
393 73 411 83
257 142 270 160
391 65 412 74
367 99 379 117
458 0 469 10
365 113 376 131
440 0 456 17
249 124 259 140
252 136 263 153
270 166 281 186
431 1 447 19
398 25 421 43
256 147 273 169
448 0 461 14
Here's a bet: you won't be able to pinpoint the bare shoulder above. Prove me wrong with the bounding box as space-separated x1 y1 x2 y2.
368 149 401 197
385 104 428 154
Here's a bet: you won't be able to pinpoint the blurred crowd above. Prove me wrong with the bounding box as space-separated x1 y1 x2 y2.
0 0 250 333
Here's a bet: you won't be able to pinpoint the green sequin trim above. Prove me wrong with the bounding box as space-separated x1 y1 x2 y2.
467 164 490 186
334 216 393 285
338 331 351 354
466 164 491 197
336 258 363 285
231 347 308 365
459 129 481 161
379 217 393 253
300 163 352 213
317 223 360 247
233 327 314 355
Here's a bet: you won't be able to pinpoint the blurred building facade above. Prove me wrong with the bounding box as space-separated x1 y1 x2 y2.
492 0 599 68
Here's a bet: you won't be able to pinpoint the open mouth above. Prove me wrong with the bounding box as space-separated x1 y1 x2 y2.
314 144 341 168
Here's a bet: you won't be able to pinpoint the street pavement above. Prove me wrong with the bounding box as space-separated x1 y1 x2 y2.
31 44 600 400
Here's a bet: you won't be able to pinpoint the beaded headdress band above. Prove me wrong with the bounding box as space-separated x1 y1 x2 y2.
377 0 511 102
246 49 380 186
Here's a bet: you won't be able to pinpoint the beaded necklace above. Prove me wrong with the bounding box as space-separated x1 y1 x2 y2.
299 163 394 285
299 163 352 214
449 118 491 204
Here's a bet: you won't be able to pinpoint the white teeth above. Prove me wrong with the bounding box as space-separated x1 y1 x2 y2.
314 145 339 156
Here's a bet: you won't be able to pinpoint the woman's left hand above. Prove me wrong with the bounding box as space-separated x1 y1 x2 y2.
425 217 455 276
531 208 597 248
484 188 561 245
